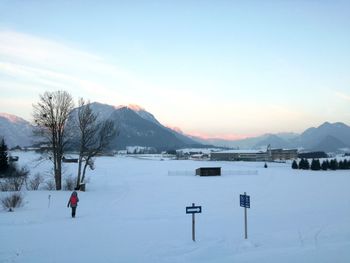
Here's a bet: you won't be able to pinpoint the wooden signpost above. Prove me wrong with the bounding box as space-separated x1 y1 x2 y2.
240 192 250 239
186 203 202 242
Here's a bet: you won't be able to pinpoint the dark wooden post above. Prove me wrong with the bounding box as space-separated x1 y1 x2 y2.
192 203 196 241
244 192 248 239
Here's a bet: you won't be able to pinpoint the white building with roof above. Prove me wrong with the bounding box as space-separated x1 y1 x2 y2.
210 149 297 161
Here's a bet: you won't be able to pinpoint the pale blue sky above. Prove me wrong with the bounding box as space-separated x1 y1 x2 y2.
0 0 349 139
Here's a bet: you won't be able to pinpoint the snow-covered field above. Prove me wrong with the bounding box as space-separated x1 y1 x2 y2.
1 152 350 263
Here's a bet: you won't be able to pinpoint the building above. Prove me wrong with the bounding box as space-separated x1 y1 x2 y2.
211 150 268 161
210 149 298 161
269 149 298 160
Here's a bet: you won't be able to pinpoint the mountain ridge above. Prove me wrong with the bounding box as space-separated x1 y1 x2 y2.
0 103 202 150
1 106 350 153
194 122 350 152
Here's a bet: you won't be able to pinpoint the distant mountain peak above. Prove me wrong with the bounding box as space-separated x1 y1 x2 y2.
116 104 145 112
0 113 28 124
318 121 347 129
318 121 332 128
0 112 33 147
127 104 145 112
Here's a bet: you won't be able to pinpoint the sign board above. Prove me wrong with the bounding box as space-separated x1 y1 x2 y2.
186 203 202 242
240 192 250 239
240 194 250 208
186 206 202 214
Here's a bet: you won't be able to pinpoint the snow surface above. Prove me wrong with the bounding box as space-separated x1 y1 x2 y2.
1 152 350 263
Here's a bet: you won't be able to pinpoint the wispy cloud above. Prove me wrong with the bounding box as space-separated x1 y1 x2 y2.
0 29 208 122
1 29 344 137
335 91 350 101
0 29 159 116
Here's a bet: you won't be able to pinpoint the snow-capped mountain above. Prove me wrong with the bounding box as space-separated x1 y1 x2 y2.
68 102 203 151
196 122 350 152
125 104 161 126
2 103 350 153
106 105 202 150
293 122 350 150
0 113 34 148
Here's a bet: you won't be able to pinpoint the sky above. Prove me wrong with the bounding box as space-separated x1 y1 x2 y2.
0 0 349 140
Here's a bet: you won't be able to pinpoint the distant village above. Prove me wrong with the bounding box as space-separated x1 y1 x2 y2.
10 143 343 164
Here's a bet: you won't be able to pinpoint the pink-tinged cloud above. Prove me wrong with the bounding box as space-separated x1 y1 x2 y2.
165 125 255 140
185 131 252 141
115 104 145 111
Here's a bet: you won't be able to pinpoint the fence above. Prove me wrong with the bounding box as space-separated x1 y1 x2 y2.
168 170 258 176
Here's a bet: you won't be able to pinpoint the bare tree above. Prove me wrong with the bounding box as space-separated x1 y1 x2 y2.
33 91 74 190
76 99 117 189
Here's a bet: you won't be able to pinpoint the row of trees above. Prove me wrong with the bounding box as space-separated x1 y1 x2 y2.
33 91 117 190
292 158 350 170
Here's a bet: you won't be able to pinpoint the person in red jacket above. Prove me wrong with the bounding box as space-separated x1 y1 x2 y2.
67 190 79 218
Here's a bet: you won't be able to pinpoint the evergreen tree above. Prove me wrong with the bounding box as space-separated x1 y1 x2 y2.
329 159 338 170
292 160 298 169
311 159 316 170
321 160 328 170
304 159 310 170
298 158 310 170
344 159 349 169
298 159 304 169
0 138 9 173
310 159 321 170
338 160 344 170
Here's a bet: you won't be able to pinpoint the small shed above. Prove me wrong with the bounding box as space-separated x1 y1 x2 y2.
195 167 221 176
62 157 78 163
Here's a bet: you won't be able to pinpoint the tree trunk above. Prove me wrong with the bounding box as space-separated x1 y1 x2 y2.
56 162 62 190
76 156 83 189
81 159 89 184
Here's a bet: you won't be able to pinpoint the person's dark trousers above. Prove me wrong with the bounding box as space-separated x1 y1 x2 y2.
71 207 77 218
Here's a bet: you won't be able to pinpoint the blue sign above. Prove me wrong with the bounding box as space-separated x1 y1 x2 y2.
186 206 202 214
240 194 250 208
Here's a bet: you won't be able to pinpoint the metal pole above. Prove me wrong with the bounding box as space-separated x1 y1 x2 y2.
48 194 51 208
244 192 248 239
192 203 195 242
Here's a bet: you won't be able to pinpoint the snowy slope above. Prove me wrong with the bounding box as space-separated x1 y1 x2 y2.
68 102 201 150
0 113 34 147
1 152 350 263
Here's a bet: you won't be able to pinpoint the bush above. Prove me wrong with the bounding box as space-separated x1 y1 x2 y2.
0 169 28 192
0 176 26 191
1 192 24 211
0 163 29 191
63 175 76 191
26 173 44 190
43 179 56 190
